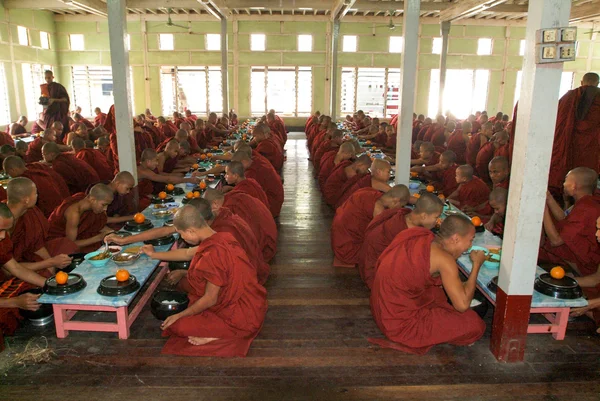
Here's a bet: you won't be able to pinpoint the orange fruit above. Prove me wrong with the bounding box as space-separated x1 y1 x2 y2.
366 140 372 145
372 146 376 151
158 191 167 199
214 163 220 167
242 135 247 140
186 192 194 199
438 194 445 200
115 269 130 282
471 216 482 227
410 172 418 178
133 213 145 224
213 146 218 150
426 185 435 193
550 266 565 280
207 153 213 158
166 184 174 191
199 181 207 190
413 193 421 199
192 163 199 169
193 191 201 198
55 271 69 285
200 154 207 160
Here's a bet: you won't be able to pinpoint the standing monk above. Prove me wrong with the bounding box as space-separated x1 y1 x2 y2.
41 142 100 194
41 70 70 139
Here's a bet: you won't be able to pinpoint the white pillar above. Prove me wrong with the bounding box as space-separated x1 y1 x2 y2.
438 21 450 116
107 0 137 180
491 0 570 362
221 17 229 115
395 0 420 186
330 19 340 121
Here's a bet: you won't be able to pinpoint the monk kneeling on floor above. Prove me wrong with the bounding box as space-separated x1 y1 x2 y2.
157 205 268 357
369 215 486 354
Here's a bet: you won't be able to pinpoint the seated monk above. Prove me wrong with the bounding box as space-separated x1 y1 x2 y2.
158 140 189 174
223 161 270 211
102 171 137 226
335 159 392 209
331 185 410 267
155 116 177 140
6 178 76 274
538 167 600 276
446 121 469 164
6 116 28 140
93 107 107 127
369 215 487 354
231 148 283 218
488 156 510 190
65 122 89 147
475 130 509 183
95 135 116 173
314 127 343 172
252 123 283 172
14 141 27 161
25 128 68 163
384 124 397 150
175 128 200 154
323 155 372 207
204 189 277 263
431 120 456 151
416 118 432 142
423 115 446 143
359 193 444 289
72 137 113 181
3 156 69 218
42 142 100 194
447 165 491 212
47 184 114 253
411 150 459 197
143 205 268 357
266 112 287 146
318 141 356 190
466 121 493 167
411 142 440 167
483 187 508 236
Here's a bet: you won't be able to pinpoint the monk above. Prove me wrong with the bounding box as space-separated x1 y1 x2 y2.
487 156 510 190
231 149 283 218
384 124 397 150
47 183 114 253
41 70 70 138
313 127 343 172
538 167 600 276
447 165 491 211
411 142 440 167
335 159 392 209
71 137 113 181
25 128 67 163
323 155 372 207
430 120 454 150
416 118 432 142
42 142 100 194
331 185 410 267
411 150 459 197
359 193 444 289
423 115 446 143
369 215 486 354
205 112 236 144
548 72 600 197
14 141 28 161
157 140 187 174
102 172 137 226
148 205 267 357
253 123 284 172
467 121 493 167
223 161 270 209
447 121 469 164
204 189 278 263
475 130 509 182
483 187 508 237
6 116 27 139
318 141 356 190
93 107 107 127
267 112 287 145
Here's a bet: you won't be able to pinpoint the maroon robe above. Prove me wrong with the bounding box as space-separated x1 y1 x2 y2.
75 148 114 181
94 113 107 127
454 177 491 210
256 138 284 171
42 82 70 137
51 153 100 194
322 161 353 206
229 178 270 211
245 155 284 218
475 142 495 182
446 131 467 164
25 137 44 163
21 167 70 217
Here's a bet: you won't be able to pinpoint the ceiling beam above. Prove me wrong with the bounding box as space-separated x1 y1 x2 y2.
439 0 508 22
61 0 107 17
570 1 600 22
197 0 226 19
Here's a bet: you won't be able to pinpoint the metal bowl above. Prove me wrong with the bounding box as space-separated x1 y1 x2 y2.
152 209 174 219
111 251 140 266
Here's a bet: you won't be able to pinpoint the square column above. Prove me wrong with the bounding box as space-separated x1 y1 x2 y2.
221 17 229 115
438 21 450 116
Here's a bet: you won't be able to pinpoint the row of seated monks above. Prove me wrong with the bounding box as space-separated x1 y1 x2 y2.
0 74 287 355
306 70 600 352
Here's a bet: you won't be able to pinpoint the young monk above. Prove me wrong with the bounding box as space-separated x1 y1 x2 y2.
423 115 446 143
252 123 284 172
231 149 283 218
475 130 509 182
41 142 100 194
411 150 459 197
47 183 114 252
466 121 493 167
369 215 486 354
64 122 89 147
359 193 444 289
331 185 410 267
318 141 356 190
447 165 491 211
483 187 508 236
102 171 137 226
335 159 392 209
384 124 397 150
415 118 432 142
267 112 287 145
71 137 113 181
323 155 372 207
93 107 107 127
223 161 270 210
3 156 69 217
313 127 342 172
487 156 510 190
157 140 188 174
431 120 455 150
538 167 600 276
411 142 440 167
25 128 67 163
204 189 277 263
447 121 469 164
148 205 267 357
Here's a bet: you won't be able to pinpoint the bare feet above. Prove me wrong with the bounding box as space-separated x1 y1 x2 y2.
188 337 218 346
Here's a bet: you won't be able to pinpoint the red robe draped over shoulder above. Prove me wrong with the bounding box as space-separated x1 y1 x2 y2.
466 133 487 167
446 132 467 164
317 150 338 188
75 148 113 181
359 208 410 289
25 137 44 163
229 178 269 211
475 142 495 182
369 228 486 354
22 167 70 217
161 232 267 357
322 160 352 205
245 156 284 218
433 164 458 197
423 123 444 143
256 138 284 171
335 173 373 209
454 177 490 210
330 188 383 265
51 153 100 194
94 113 107 127
42 82 70 137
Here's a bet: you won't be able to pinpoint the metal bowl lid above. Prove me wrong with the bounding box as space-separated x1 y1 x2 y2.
166 187 184 195
44 273 87 296
151 195 175 204
144 234 176 246
97 275 140 296
537 273 579 289
124 220 154 232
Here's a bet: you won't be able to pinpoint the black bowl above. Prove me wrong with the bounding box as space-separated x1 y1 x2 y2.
471 291 489 319
475 225 486 233
169 260 190 271
150 290 189 321
19 289 53 320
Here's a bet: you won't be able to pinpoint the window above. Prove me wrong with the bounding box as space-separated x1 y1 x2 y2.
432 37 443 55
159 34 174 51
71 66 135 117
341 67 401 118
343 35 357 52
251 34 266 51
160 66 222 116
17 26 29 46
298 34 312 52
206 34 221 51
519 39 526 56
0 64 11 125
477 38 492 56
22 63 47 120
250 66 312 117
389 36 403 53
514 70 574 105
70 34 84 50
40 32 50 49
428 69 490 119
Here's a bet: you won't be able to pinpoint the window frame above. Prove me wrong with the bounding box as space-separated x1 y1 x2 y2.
297 34 313 52
40 31 50 50
159 66 223 116
342 35 357 52
250 34 266 51
0 63 11 125
340 67 401 118
69 34 85 51
427 68 490 119
17 26 29 46
250 66 312 117
21 63 49 120
159 33 174 51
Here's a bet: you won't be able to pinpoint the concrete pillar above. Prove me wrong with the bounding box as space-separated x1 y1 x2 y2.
221 17 229 115
107 0 136 180
491 0 571 363
330 19 340 121
395 0 420 186
438 21 450 116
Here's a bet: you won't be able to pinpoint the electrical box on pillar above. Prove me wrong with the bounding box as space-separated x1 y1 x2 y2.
535 27 577 63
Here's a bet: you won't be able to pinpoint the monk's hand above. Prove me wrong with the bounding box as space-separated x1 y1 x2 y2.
411 166 425 173
484 220 495 232
166 270 186 286
52 254 73 269
161 312 182 331
570 306 590 317
140 245 155 257
105 234 125 245
469 250 486 267
14 293 40 311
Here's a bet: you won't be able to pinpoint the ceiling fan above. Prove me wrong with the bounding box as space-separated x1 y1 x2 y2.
158 8 199 33
374 11 397 30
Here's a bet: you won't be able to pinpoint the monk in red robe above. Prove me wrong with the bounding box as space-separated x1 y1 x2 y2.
157 140 186 174
469 157 511 220
422 115 445 143
323 155 372 207
305 111 320 132
155 116 177 140
415 118 432 142
253 123 283 171
151 205 267 357
548 73 600 197
447 121 470 164
411 150 459 197
93 107 107 127
25 128 67 163
318 142 356 190
447 165 491 211
223 161 270 209
475 130 509 182
267 113 287 145
411 142 440 167
538 167 600 276
467 121 493 167
483 188 508 237
101 171 137 227
331 185 410 267
47 184 114 253
41 70 70 138
41 142 100 194
369 215 486 354
335 159 392 209
430 120 454 151
313 127 342 172
71 137 114 182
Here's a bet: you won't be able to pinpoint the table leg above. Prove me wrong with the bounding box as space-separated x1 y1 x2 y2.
552 308 569 340
52 304 69 338
116 307 130 339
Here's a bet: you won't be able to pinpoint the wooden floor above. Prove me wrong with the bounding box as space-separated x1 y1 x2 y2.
1 133 599 400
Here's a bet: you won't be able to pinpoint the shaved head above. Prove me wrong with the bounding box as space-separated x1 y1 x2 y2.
382 184 411 204
331 129 344 140
439 214 475 239
165 139 180 151
15 141 27 152
203 188 224 203
141 148 158 161
371 159 390 172
42 141 60 155
72 137 85 151
89 183 114 202
582 72 599 86
489 156 509 170
420 142 435 152
7 177 36 204
441 150 456 164
174 204 209 230
114 171 135 186
227 161 246 178
186 198 215 221
457 165 474 180
355 154 373 168
0 203 13 220
3 155 26 174
175 129 188 140
231 151 251 163
568 167 598 193
339 142 355 154
413 192 444 214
